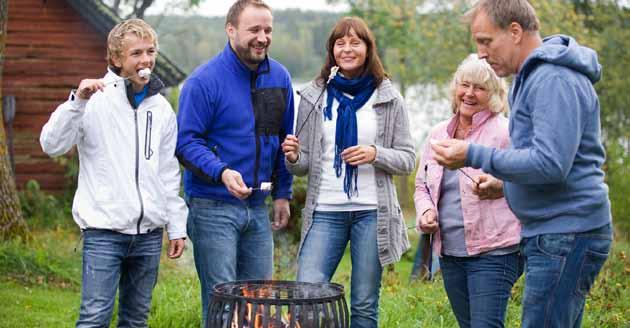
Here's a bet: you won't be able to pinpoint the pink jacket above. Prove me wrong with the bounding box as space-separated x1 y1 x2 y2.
414 110 521 256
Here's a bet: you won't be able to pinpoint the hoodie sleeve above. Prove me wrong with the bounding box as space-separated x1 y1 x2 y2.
272 80 295 200
176 77 228 184
466 76 584 184
40 91 87 157
161 111 188 240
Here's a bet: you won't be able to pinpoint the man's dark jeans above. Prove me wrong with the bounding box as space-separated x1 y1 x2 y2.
521 224 612 327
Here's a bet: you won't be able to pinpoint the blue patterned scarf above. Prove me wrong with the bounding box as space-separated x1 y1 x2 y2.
324 74 376 199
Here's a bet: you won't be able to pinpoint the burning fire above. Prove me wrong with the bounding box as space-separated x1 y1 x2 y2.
231 286 301 328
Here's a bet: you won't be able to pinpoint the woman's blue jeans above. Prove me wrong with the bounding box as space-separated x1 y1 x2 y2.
440 252 524 328
76 228 163 328
297 210 382 328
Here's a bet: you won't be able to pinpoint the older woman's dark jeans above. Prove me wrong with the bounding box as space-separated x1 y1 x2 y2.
440 252 524 328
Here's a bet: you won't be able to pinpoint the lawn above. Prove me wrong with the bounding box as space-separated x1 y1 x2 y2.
1 224 629 327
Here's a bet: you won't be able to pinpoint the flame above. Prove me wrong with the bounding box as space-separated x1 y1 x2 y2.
230 285 301 328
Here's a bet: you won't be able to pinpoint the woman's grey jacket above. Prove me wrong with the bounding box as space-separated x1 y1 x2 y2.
286 79 416 266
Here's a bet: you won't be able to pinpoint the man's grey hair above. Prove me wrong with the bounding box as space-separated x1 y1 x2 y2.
464 0 540 32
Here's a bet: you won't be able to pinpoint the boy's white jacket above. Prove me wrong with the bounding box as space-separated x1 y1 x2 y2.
40 70 187 240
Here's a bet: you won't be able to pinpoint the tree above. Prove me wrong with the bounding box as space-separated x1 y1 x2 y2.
0 0 28 241
105 0 204 19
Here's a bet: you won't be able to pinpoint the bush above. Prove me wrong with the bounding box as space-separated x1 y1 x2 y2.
606 140 630 238
18 180 73 231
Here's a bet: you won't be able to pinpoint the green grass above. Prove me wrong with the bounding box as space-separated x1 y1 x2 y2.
1 224 629 327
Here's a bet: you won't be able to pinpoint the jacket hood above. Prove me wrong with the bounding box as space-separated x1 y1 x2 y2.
521 34 602 84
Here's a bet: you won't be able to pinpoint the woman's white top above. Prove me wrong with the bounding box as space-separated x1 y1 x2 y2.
315 91 378 211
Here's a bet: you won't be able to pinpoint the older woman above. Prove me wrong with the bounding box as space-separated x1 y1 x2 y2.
281 17 415 328
414 55 523 328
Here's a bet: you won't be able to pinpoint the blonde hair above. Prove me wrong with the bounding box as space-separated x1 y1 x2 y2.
107 19 158 66
449 54 508 114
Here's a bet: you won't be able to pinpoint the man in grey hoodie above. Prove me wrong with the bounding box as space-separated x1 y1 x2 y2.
431 1 612 327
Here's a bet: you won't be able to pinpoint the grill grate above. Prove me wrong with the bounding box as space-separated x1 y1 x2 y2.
207 280 349 328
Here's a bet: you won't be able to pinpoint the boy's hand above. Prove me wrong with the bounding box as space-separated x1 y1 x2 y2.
167 238 186 259
76 79 105 99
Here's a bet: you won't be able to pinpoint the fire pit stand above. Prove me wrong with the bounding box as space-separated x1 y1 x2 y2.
207 280 349 328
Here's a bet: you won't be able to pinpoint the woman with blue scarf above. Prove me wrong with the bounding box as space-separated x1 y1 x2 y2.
281 17 415 328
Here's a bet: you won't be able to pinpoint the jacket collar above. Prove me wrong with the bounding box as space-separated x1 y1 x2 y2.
219 42 271 78
446 110 495 138
104 67 164 109
299 78 398 107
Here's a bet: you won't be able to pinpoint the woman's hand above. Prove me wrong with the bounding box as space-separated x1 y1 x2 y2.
416 209 438 234
281 134 300 163
341 145 376 166
473 174 504 200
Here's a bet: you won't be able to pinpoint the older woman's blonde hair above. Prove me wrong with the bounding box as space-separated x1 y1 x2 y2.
449 54 508 114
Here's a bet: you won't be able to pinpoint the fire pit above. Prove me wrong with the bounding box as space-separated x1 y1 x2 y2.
207 280 349 328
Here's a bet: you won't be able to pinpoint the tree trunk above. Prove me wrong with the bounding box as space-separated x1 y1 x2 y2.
134 0 154 19
0 0 28 241
112 0 122 16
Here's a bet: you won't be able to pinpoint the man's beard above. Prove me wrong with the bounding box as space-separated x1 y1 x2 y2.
234 40 267 67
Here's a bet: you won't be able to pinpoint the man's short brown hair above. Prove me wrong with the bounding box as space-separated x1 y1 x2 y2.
107 19 158 66
225 0 272 27
465 0 540 32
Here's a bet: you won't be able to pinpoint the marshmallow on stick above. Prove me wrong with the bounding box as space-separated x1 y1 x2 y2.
138 68 151 80
259 182 273 191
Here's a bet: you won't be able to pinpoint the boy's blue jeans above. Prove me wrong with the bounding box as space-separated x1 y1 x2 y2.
76 228 163 328
186 198 273 326
521 224 612 328
440 252 523 328
297 210 382 328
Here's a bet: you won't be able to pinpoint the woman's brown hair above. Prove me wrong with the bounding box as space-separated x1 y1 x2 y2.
317 17 388 87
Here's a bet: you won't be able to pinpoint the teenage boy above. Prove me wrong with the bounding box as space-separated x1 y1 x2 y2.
40 19 187 328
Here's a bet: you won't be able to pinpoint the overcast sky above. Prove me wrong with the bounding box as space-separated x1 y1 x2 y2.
147 0 349 17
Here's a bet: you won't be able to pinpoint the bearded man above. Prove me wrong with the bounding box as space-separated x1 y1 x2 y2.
175 0 294 325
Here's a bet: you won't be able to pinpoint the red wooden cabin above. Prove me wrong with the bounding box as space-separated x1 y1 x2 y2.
2 0 185 193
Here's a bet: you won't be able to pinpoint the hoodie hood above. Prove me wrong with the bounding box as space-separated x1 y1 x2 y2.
520 34 602 84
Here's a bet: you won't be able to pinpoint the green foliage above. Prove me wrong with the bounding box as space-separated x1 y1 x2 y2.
343 0 473 96
0 230 81 288
18 180 73 231
606 140 630 236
